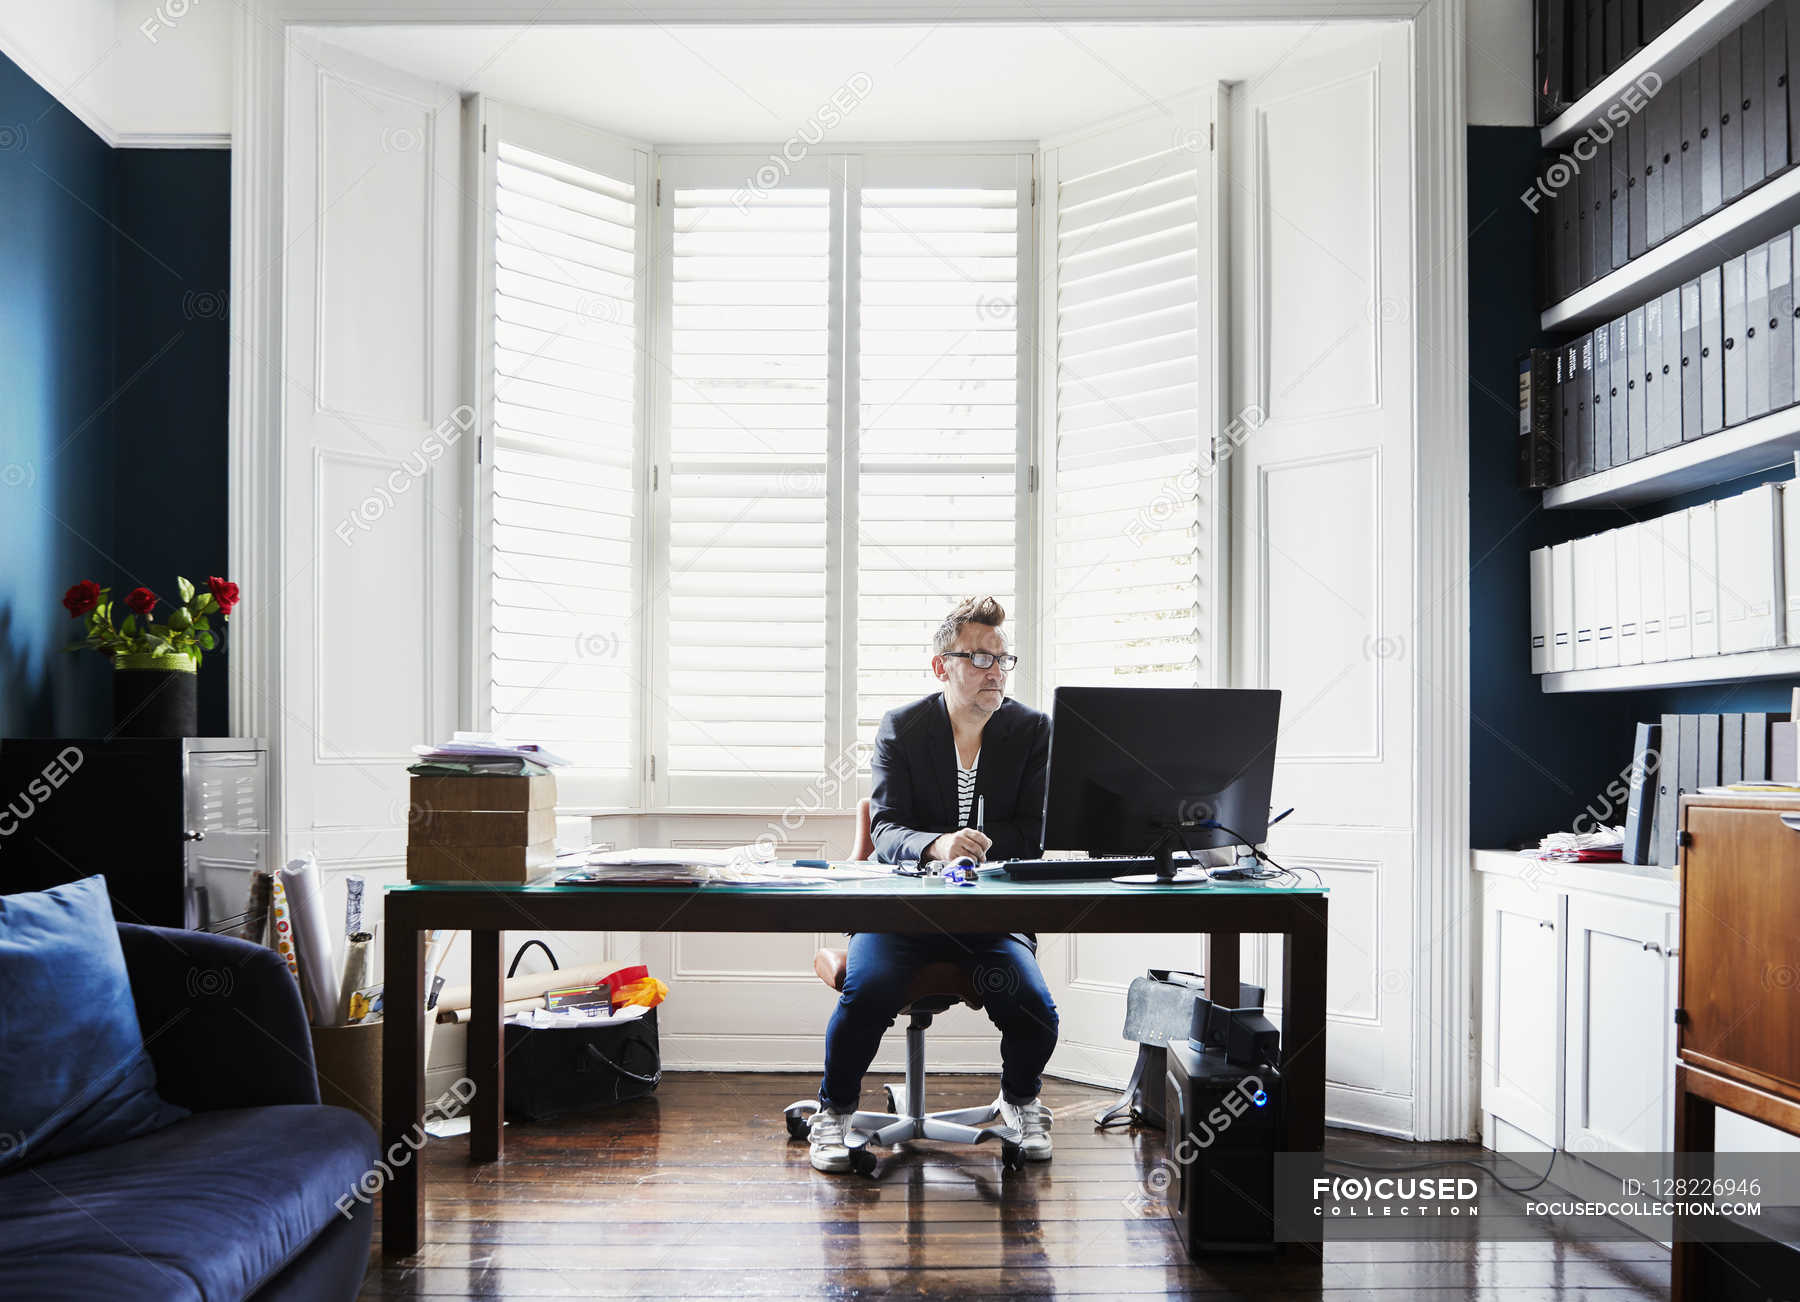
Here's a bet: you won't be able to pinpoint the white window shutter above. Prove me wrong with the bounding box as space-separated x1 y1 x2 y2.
1049 123 1211 689
484 120 646 802
856 159 1029 756
663 176 836 800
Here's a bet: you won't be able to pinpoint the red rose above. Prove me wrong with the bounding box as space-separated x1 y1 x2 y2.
125 587 158 616
62 581 101 618
207 576 239 615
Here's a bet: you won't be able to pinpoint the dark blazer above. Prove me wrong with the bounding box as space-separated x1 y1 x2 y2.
868 692 1052 954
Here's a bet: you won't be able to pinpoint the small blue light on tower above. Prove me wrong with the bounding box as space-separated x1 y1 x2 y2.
1251 1089 1268 1108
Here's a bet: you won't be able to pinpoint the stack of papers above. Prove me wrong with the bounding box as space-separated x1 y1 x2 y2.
555 845 890 887
507 1002 652 1028
1533 825 1624 861
410 732 570 777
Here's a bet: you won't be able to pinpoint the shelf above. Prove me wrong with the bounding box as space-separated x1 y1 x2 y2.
1541 165 1800 333
1543 405 1800 506
1540 646 1800 692
1540 0 1772 150
1471 849 1676 908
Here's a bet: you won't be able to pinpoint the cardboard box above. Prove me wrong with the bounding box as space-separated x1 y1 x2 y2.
406 839 558 884
409 773 556 814
408 806 557 846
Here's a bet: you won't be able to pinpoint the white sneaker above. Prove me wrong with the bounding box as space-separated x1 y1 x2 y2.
808 1106 855 1173
998 1094 1053 1160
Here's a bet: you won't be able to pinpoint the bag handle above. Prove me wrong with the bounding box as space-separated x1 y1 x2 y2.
1148 968 1204 987
581 1042 663 1087
508 938 559 978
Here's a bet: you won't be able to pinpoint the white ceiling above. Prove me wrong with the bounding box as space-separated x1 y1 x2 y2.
324 22 1391 144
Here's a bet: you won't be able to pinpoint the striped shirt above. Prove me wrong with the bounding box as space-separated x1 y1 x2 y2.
956 750 979 828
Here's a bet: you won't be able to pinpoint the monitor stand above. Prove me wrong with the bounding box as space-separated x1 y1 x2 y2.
1112 825 1211 887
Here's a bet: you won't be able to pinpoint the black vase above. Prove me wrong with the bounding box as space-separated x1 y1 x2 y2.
112 656 198 738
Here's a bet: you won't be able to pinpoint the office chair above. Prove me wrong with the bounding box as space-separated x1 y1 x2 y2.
782 799 1026 1174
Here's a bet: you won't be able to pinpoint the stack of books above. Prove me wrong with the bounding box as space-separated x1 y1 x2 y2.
405 734 564 884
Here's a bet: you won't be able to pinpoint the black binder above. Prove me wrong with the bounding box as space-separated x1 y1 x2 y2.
1643 0 1667 42
1538 0 1568 122
1700 44 1723 215
1604 0 1622 71
1722 253 1747 427
1681 276 1704 440
1573 0 1592 98
1613 131 1633 268
1645 294 1665 453
1561 344 1581 482
1594 323 1614 471
1790 0 1800 173
1769 3 1791 176
1654 711 1682 867
1680 63 1703 228
1772 234 1795 412
1626 114 1646 260
1722 28 1744 203
1579 332 1597 474
1624 722 1660 866
1646 79 1668 246
1678 713 1702 854
1519 349 1561 488
1661 287 1683 451
1579 143 1597 287
1627 305 1646 462
1748 241 1771 420
1743 11 1767 193
1594 137 1615 280
1622 0 1639 59
1723 712 1745 787
1701 264 1724 435
1561 183 1582 300
1588 0 1605 91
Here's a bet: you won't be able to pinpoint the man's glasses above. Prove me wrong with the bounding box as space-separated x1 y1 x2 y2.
943 651 1018 671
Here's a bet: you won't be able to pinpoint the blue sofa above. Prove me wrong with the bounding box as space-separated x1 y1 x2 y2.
0 924 378 1301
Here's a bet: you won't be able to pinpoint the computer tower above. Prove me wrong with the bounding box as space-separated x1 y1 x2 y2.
1163 1038 1281 1254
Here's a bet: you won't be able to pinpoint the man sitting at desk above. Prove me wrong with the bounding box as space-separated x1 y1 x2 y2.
808 596 1058 1172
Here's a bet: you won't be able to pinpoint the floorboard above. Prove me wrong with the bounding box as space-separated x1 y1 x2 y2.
360 1071 1669 1300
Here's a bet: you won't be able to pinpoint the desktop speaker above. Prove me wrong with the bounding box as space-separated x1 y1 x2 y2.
1162 1038 1280 1254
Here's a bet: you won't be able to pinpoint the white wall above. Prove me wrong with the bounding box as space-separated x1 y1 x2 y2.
0 0 232 144
1467 0 1534 127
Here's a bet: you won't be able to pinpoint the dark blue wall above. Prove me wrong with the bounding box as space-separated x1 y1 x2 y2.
0 51 230 739
1469 125 1798 848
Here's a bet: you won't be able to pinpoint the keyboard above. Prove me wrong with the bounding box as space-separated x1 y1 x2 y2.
997 856 1198 882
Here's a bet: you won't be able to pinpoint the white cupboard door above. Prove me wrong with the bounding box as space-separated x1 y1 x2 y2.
281 36 466 880
1480 875 1563 1147
1227 23 1416 1132
1564 893 1677 1157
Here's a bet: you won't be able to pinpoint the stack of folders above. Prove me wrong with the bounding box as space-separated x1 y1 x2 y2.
1533 0 1703 128
1621 712 1797 867
1528 481 1793 675
1521 227 1800 488
1534 1 1796 311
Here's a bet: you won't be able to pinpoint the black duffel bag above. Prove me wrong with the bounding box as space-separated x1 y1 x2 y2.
500 940 663 1123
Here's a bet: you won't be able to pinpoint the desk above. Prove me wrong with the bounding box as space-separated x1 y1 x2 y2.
380 875 1329 1258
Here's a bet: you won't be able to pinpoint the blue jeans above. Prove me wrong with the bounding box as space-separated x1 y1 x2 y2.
817 931 1059 1111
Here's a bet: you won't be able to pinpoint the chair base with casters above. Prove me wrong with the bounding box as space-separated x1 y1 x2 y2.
785 947 1026 1174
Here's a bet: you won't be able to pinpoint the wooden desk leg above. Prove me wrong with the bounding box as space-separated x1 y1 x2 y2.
1671 1063 1716 1302
1283 896 1329 1260
381 910 424 1258
1208 930 1240 1007
469 928 505 1164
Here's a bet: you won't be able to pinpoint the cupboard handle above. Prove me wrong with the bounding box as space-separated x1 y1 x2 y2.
1537 919 1555 930
1642 940 1663 955
1782 815 1800 833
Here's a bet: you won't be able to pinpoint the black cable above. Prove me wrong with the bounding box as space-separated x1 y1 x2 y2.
1324 1152 1562 1202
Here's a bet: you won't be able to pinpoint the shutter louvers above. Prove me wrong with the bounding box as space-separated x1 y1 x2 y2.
488 140 640 779
1052 143 1206 688
858 184 1021 752
667 186 833 789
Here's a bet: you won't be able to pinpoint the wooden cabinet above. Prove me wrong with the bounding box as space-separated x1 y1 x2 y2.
1679 798 1800 1100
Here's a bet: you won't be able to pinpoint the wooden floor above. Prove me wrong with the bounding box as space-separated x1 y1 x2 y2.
360 1071 1670 1300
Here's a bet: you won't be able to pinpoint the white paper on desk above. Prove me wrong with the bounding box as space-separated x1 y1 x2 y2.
507 1003 652 1028
280 855 340 1027
591 845 774 869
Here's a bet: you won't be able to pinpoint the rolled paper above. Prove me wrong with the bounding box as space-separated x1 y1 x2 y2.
336 931 374 1025
343 874 365 937
268 875 300 982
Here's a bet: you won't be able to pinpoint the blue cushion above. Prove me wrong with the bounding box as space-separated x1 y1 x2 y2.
0 1104 378 1302
0 877 187 1168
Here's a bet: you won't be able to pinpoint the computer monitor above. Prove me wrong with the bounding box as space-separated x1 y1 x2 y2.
1042 687 1282 881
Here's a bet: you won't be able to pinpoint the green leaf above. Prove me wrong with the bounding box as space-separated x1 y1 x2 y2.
168 608 192 631
190 648 203 671
177 575 195 604
121 614 137 637
192 593 215 615
198 630 215 650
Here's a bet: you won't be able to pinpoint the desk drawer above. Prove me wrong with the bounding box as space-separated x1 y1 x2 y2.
1679 803 1800 1101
